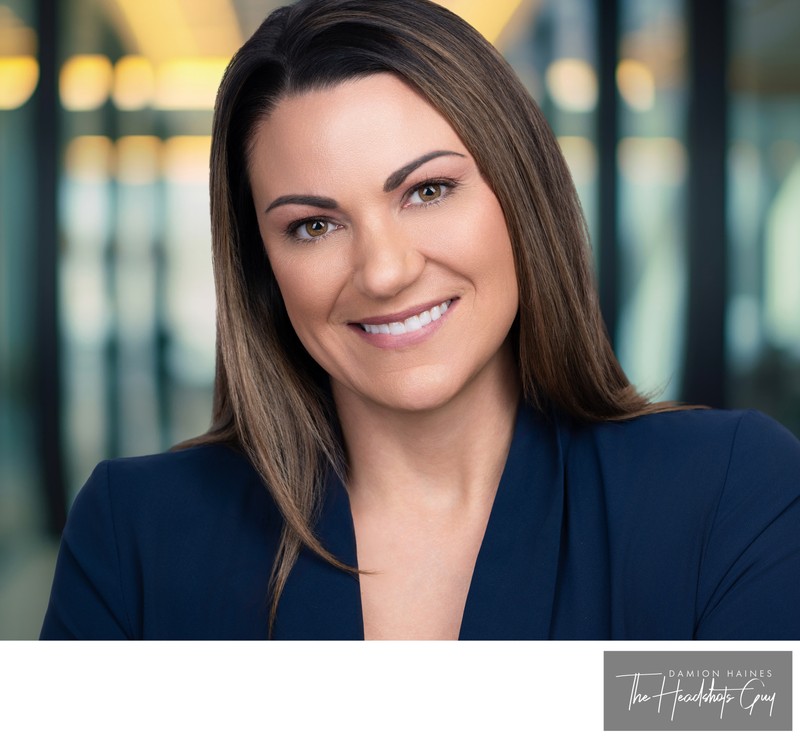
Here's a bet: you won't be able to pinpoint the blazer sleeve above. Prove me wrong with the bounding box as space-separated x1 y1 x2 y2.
695 410 800 639
40 462 134 639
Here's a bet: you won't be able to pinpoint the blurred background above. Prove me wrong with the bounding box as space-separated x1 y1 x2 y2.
0 0 798 638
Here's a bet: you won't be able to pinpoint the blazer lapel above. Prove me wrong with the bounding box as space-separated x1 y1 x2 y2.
458 404 567 639
272 471 364 640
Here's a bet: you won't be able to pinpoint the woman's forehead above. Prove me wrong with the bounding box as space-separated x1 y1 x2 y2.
247 74 468 195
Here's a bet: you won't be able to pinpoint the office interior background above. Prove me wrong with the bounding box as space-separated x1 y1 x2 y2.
0 0 798 638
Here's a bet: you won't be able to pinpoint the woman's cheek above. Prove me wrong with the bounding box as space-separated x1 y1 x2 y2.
271 249 345 325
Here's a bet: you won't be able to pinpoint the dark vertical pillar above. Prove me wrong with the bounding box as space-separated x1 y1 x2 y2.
154 217 171 452
597 0 620 346
682 0 728 407
105 106 121 460
35 0 67 533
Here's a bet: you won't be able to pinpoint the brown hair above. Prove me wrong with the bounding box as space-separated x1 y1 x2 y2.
186 0 677 634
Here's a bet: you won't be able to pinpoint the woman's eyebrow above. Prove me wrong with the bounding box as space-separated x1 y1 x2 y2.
264 150 465 213
265 194 339 214
383 150 466 192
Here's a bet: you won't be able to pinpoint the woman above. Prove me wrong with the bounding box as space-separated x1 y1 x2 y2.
41 0 800 640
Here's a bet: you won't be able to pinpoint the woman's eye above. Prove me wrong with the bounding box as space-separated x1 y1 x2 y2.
294 219 333 240
408 182 448 205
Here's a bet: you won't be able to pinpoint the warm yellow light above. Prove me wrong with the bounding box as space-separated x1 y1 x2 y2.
113 55 155 110
558 136 597 186
545 58 598 113
162 136 212 183
110 0 242 62
617 59 655 112
0 56 39 109
117 136 161 184
618 137 687 186
60 55 113 111
64 136 114 183
154 57 228 110
435 0 525 45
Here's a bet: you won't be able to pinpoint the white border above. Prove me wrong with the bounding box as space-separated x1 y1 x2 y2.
0 641 794 738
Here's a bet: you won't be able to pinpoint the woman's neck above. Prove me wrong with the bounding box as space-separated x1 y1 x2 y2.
332 344 521 514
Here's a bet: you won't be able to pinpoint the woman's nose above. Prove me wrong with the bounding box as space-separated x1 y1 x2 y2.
351 222 426 299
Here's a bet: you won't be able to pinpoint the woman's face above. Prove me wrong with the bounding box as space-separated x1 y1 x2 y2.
249 73 519 414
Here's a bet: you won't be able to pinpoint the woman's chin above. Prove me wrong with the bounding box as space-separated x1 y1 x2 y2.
335 369 464 415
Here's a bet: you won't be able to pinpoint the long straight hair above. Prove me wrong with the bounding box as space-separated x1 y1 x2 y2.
185 0 676 634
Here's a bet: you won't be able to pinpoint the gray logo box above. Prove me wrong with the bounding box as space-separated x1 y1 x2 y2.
604 651 791 731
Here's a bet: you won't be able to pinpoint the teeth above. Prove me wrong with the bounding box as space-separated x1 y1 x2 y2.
361 300 452 336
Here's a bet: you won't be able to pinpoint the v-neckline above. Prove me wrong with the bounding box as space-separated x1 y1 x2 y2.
271 403 568 640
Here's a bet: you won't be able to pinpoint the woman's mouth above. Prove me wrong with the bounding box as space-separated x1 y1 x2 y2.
359 300 452 336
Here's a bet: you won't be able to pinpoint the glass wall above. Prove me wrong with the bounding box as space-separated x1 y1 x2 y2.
727 0 800 432
616 0 687 401
0 0 46 626
57 0 237 495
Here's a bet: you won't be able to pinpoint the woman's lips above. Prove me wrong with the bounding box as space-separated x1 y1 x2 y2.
360 299 452 335
349 298 458 347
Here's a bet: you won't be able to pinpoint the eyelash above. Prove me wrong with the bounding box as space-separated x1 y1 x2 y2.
403 178 458 209
283 177 460 244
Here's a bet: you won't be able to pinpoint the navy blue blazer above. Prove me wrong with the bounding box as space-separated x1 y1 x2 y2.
40 405 800 639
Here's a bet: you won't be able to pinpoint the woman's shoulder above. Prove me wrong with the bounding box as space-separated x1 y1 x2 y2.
592 404 790 440
45 443 279 639
573 406 799 474
561 405 800 532
71 442 277 536
101 440 256 486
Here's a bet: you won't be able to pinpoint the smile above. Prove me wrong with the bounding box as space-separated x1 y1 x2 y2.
360 300 452 335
